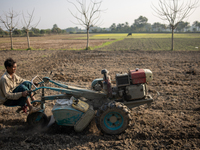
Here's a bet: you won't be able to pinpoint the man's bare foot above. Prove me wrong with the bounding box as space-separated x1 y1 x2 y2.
29 105 33 111
31 96 35 101
29 107 41 114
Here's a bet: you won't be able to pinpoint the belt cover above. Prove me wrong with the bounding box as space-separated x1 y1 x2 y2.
74 106 95 132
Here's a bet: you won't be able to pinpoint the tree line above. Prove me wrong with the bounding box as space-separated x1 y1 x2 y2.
1 16 200 37
108 16 200 33
0 24 67 36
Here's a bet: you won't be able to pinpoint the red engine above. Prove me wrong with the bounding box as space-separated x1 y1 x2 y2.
129 69 146 84
101 68 153 100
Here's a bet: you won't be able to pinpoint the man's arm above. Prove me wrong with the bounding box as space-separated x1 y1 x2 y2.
15 74 27 84
1 78 22 100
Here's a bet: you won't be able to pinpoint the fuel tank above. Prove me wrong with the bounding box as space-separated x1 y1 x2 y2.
129 68 153 84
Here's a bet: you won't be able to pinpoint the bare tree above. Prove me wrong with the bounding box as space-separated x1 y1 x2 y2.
68 0 104 50
152 0 199 50
0 9 19 50
22 9 40 50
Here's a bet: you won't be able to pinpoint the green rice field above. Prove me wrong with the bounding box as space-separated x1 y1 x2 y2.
90 33 200 51
89 33 200 39
94 38 200 51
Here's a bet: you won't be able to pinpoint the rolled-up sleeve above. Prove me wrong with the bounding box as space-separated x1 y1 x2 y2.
15 74 26 84
1 78 22 100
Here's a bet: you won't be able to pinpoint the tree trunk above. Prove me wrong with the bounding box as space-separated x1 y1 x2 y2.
26 31 30 49
10 31 13 50
171 27 174 51
86 27 89 50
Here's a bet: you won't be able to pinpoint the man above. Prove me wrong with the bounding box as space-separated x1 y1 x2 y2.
0 58 38 114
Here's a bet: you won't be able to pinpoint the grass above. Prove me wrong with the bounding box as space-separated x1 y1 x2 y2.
91 38 124 50
90 33 200 39
0 66 4 70
89 33 200 51
95 38 200 51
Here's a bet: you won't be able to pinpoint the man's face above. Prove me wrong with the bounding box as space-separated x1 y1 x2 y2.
7 63 17 74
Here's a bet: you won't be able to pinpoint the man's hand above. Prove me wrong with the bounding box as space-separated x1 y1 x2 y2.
22 91 28 97
33 82 39 86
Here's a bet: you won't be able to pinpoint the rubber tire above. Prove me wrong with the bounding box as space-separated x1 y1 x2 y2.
96 101 132 135
92 81 103 91
27 112 48 128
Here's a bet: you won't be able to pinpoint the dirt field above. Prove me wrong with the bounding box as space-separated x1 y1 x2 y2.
0 47 200 149
0 35 111 50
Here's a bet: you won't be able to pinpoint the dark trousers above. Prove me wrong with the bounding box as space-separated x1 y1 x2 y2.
3 81 32 107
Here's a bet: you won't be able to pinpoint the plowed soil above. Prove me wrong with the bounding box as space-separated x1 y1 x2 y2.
0 48 200 150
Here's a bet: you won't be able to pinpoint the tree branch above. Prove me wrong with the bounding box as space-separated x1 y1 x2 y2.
68 0 104 28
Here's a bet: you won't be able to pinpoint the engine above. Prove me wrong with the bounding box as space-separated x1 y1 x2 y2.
101 68 153 101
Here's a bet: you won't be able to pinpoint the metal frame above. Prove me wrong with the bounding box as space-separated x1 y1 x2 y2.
31 75 153 111
31 76 107 110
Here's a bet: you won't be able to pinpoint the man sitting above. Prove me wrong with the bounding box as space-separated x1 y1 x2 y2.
0 58 38 114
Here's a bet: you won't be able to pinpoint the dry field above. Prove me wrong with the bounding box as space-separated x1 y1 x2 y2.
0 34 111 50
0 37 199 149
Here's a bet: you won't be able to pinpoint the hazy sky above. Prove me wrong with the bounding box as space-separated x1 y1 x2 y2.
0 0 200 29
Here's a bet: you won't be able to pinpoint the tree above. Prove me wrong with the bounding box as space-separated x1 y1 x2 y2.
40 29 46 34
0 27 4 35
133 16 148 32
152 0 199 50
192 21 200 32
68 0 104 50
110 23 116 32
45 29 51 34
152 22 162 32
22 9 40 50
53 24 58 29
62 29 67 34
66 27 77 33
116 23 123 32
51 24 62 34
31 27 40 34
185 23 191 32
198 22 200 32
152 22 167 32
124 22 130 32
176 21 189 32
0 9 19 49
145 23 152 32
13 28 22 35
176 21 185 32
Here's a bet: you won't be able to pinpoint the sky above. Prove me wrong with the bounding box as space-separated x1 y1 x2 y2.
0 0 200 30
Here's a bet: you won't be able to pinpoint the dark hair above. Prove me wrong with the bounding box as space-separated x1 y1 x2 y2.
4 58 16 69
